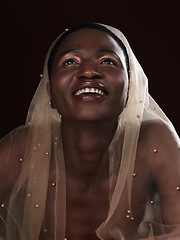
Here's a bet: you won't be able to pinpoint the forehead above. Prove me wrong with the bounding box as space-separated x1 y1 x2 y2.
54 28 124 56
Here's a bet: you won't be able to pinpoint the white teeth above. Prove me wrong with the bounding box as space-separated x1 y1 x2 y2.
85 88 90 93
74 88 105 96
90 88 95 93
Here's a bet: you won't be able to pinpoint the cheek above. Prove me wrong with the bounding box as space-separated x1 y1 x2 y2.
50 73 76 116
112 76 129 114
50 76 66 109
51 72 72 97
122 78 129 99
113 73 129 99
51 73 66 89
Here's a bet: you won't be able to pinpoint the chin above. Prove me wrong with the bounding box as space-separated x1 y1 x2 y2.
59 105 124 123
70 112 120 122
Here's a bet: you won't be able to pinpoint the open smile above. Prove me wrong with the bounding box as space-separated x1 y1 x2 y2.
74 87 108 96
72 81 109 97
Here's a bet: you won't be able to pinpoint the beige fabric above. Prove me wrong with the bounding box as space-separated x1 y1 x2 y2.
0 23 179 239
96 24 180 239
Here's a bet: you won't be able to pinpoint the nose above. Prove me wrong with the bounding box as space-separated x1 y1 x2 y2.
76 60 103 80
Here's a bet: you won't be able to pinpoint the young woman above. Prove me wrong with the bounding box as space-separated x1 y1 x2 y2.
0 23 179 240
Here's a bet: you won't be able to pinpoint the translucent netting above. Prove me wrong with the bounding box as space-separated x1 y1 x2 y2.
0 24 179 240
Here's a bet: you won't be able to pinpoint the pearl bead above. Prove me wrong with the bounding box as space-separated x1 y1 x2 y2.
51 182 56 187
133 172 137 177
176 186 180 191
35 204 39 208
19 158 23 162
137 115 140 118
153 149 158 153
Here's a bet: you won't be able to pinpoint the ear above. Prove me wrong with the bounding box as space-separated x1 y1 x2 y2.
46 82 56 109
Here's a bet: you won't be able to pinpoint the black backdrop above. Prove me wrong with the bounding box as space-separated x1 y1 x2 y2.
1 0 180 138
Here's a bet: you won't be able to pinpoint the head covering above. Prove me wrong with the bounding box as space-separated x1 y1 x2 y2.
0 23 179 240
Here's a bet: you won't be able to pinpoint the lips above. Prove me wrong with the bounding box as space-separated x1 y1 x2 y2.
72 82 108 97
74 87 106 96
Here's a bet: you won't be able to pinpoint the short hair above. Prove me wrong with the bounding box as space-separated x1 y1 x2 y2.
48 22 130 79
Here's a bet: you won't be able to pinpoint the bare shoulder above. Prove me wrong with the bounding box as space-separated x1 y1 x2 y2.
139 119 180 167
139 119 180 226
140 118 179 142
0 126 28 201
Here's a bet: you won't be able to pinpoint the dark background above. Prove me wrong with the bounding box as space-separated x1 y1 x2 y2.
1 0 180 138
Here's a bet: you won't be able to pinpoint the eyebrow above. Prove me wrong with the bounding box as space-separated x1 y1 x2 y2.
96 49 120 58
58 48 121 60
58 49 80 59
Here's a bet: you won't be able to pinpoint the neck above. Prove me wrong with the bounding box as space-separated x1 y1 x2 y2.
61 118 118 182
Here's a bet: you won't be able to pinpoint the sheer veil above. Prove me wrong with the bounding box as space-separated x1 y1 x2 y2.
0 23 179 240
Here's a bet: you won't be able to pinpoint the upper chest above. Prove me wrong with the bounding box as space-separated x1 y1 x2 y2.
66 176 110 239
41 170 109 240
41 137 155 239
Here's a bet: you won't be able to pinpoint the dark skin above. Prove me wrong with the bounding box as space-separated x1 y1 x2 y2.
0 29 180 240
49 29 128 239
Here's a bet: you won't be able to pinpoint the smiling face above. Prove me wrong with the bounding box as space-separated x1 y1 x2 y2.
50 28 129 122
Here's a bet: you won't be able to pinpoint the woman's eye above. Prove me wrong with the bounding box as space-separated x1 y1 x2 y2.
63 58 78 66
100 58 116 65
